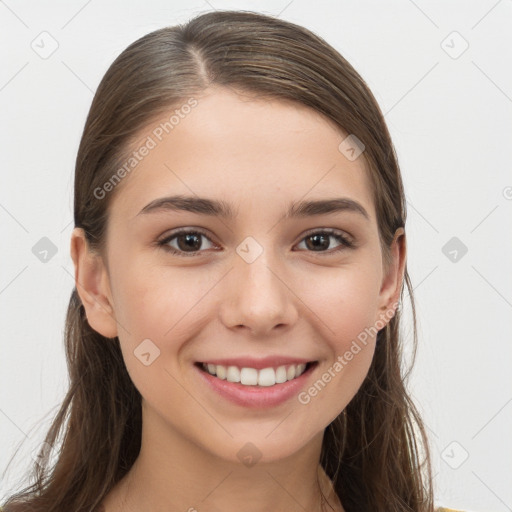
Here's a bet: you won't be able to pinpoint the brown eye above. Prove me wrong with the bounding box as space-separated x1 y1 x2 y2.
157 227 354 258
295 230 354 254
158 229 216 257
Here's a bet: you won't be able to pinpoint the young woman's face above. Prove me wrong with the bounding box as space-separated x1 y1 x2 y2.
75 86 403 464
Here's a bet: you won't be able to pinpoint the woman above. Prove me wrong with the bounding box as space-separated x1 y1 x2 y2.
2 10 465 512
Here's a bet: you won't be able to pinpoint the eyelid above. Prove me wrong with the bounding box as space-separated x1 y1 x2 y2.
298 226 354 245
157 226 214 244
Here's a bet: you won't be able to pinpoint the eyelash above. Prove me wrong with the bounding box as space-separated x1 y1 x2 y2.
156 227 355 258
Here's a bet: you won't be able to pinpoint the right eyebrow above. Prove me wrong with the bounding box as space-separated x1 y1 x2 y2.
136 195 237 219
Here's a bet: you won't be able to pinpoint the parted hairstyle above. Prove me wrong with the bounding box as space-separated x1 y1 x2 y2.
2 10 434 512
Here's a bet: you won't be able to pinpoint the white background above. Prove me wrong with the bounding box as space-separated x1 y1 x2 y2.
1 1 511 511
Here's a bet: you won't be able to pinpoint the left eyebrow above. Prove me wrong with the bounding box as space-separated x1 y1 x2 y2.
285 197 370 221
135 195 370 222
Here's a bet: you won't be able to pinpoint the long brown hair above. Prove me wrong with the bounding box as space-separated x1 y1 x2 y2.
2 10 434 512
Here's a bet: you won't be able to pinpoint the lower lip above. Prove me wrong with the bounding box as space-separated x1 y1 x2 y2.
194 362 318 408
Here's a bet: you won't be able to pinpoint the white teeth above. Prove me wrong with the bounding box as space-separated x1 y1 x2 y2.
201 362 310 386
275 365 287 384
240 367 258 385
226 366 240 383
216 365 227 380
258 368 275 387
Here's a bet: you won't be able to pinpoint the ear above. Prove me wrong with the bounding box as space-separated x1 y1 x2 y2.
375 227 407 326
70 227 118 339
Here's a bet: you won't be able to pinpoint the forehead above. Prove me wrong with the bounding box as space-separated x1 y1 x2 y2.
108 87 375 223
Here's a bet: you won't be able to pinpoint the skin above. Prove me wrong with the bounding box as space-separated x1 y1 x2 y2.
70 86 406 512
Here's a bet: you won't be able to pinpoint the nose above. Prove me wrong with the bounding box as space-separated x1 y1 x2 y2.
218 242 299 337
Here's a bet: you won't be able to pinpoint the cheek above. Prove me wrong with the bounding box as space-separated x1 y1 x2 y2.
110 264 197 407
294 261 381 418
110 260 215 373
303 257 382 349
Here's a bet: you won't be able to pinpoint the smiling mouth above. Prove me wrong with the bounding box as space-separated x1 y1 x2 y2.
195 361 318 387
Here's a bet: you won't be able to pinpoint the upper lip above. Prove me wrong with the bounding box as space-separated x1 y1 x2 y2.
197 356 315 370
